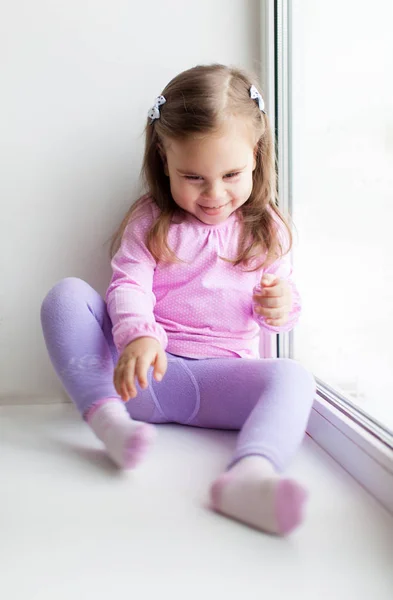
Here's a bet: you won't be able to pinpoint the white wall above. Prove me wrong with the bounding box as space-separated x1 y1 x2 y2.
0 0 260 403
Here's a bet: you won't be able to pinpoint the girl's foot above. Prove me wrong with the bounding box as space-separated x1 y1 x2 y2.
210 456 308 535
86 399 156 469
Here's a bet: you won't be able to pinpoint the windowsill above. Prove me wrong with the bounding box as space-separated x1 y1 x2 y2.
307 394 393 514
1 403 392 598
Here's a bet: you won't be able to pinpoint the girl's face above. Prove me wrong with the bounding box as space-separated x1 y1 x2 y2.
162 118 257 225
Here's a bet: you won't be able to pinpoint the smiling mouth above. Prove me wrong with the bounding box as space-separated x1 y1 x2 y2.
200 201 229 209
199 203 230 217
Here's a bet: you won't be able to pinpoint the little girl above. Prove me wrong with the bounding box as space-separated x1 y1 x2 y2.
41 64 315 536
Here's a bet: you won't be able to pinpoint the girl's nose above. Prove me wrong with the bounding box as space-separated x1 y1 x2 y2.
203 180 224 202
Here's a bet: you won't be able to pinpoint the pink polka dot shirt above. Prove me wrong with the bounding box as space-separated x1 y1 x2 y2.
105 197 301 359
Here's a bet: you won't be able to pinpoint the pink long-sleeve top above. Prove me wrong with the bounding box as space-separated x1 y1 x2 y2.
105 197 301 359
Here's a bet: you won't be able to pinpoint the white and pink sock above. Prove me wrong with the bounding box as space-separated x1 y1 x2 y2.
86 399 156 469
210 456 308 536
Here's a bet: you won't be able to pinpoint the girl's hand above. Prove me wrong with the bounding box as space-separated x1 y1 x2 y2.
114 337 167 402
253 273 292 326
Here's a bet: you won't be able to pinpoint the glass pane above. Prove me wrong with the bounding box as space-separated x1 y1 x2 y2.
290 1 393 430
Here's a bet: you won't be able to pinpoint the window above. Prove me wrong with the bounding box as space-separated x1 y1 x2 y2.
283 0 393 435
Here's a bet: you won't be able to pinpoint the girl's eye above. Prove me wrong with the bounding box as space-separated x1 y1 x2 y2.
184 172 240 181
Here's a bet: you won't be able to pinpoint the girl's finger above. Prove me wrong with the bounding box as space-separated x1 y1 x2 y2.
254 296 282 308
123 360 138 399
255 306 285 319
115 362 133 402
153 349 168 381
114 364 125 397
135 355 153 389
117 368 131 401
257 283 284 298
261 274 278 287
265 317 286 326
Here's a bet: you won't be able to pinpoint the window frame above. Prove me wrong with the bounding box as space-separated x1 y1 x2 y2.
260 0 393 514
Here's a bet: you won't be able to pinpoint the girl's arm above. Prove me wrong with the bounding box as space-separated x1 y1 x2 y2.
252 251 302 334
105 208 168 355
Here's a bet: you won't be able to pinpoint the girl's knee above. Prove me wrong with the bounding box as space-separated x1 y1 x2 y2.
41 277 90 321
271 358 316 394
285 358 315 396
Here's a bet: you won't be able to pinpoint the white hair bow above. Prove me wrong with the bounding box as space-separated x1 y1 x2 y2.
250 85 266 114
148 95 166 122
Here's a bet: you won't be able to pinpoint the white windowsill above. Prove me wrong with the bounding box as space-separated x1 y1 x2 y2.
1 403 393 600
307 394 393 515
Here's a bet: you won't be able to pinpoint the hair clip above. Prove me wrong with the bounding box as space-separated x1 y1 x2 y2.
148 95 166 122
250 85 266 114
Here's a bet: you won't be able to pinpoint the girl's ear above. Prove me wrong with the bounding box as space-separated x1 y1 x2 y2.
158 144 169 176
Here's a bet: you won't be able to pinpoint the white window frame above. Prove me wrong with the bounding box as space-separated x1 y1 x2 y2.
260 0 393 514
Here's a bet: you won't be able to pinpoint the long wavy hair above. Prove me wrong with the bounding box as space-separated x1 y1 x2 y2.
110 64 292 270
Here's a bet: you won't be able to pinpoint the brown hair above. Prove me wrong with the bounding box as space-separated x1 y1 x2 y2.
110 64 292 269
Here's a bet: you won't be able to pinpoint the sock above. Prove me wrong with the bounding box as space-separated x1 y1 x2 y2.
86 399 156 469
210 456 308 536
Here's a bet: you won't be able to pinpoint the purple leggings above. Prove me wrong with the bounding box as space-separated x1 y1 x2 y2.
40 277 315 471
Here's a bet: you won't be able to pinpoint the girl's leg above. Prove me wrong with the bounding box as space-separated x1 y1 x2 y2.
146 355 315 535
40 277 163 468
40 280 315 532
192 357 315 535
187 357 315 471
